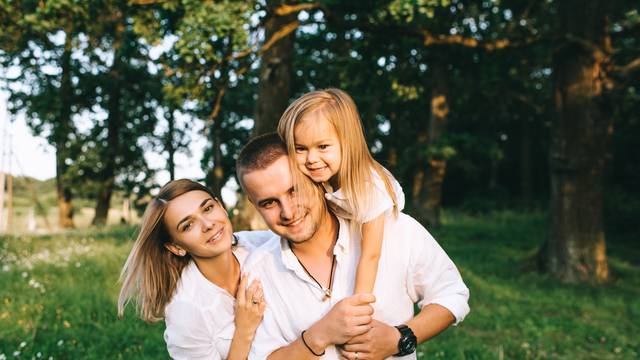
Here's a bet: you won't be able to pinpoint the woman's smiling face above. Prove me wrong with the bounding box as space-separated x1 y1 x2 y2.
163 190 233 259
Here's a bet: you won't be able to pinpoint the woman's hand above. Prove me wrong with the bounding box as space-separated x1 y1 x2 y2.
234 273 266 338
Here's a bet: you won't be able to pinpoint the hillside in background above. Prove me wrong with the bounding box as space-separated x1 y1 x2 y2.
4 176 138 232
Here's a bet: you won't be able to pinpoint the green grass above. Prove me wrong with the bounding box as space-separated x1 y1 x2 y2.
1 211 637 359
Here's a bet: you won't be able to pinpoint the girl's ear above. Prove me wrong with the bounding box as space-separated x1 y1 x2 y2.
164 242 187 257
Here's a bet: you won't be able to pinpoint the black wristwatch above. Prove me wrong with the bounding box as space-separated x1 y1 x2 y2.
394 324 417 356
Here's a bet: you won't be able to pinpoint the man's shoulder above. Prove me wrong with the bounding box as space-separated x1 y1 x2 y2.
234 229 276 250
389 212 429 233
243 233 282 271
385 212 435 247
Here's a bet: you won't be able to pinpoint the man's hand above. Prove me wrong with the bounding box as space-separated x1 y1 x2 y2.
304 293 376 352
337 320 400 360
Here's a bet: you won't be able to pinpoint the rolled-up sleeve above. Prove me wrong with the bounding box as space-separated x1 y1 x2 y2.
406 228 470 325
164 300 222 360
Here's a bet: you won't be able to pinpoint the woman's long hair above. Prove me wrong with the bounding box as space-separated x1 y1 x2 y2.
117 179 219 322
277 88 399 221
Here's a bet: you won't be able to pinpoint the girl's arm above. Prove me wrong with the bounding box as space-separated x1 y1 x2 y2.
354 214 385 294
227 275 266 360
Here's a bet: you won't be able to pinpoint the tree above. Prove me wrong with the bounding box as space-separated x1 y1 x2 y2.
86 0 163 226
0 0 95 228
543 0 639 283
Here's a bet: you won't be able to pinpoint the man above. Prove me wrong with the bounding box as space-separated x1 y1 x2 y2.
237 133 469 359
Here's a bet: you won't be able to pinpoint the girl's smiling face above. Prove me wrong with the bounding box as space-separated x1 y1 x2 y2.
163 190 233 259
293 110 342 186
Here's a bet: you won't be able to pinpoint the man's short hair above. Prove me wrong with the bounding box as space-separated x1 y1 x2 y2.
236 132 288 187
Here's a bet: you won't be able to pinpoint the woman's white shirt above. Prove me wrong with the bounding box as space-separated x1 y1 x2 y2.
163 231 272 360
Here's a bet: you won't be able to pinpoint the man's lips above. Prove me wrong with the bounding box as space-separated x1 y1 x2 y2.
206 227 224 244
282 214 305 227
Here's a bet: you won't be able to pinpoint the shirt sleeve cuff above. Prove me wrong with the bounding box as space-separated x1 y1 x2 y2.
420 294 471 326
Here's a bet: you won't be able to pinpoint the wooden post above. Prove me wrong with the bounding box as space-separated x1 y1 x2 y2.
6 173 12 232
0 171 5 232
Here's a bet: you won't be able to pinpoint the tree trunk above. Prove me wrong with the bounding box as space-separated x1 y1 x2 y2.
520 118 533 205
211 116 225 204
56 33 75 229
92 22 124 226
236 2 295 230
166 110 176 181
252 0 295 136
544 0 611 283
418 61 449 227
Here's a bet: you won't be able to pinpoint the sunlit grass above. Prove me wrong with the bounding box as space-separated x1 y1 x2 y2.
419 210 639 359
1 211 637 359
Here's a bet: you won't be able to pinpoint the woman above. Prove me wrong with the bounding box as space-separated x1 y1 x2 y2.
118 179 268 359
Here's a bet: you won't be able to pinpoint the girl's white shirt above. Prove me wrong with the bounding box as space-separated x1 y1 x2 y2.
323 166 405 223
163 230 273 360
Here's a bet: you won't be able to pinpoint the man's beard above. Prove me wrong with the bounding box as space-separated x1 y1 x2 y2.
283 208 319 244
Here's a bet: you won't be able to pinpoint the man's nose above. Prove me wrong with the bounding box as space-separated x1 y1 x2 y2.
280 198 296 221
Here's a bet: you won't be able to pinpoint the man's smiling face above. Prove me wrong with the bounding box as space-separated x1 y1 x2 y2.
242 155 323 243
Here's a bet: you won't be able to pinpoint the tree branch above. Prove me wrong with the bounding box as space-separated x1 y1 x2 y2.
273 2 322 17
227 19 302 62
420 31 539 51
612 57 640 77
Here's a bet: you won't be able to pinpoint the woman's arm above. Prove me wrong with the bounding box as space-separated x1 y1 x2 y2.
227 274 266 360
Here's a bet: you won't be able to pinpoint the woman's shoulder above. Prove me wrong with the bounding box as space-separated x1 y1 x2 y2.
168 262 225 307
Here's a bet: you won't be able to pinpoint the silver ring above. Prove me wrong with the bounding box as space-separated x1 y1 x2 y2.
355 351 359 360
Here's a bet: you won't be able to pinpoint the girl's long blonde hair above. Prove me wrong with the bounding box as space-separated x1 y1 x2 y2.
277 88 398 221
117 179 219 322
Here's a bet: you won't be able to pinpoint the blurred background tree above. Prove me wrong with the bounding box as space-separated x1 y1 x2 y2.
1 0 638 284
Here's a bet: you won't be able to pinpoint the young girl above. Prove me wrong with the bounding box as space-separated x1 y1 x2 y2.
118 179 269 359
277 88 405 297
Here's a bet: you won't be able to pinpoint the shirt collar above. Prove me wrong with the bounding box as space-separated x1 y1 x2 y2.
278 214 352 270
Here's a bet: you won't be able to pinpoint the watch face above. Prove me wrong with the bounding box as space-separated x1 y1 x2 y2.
399 335 417 355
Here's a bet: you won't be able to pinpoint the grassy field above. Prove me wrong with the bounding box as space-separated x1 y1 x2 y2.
0 211 637 359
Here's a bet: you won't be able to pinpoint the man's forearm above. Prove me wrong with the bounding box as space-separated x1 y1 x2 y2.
340 304 456 359
267 325 328 360
406 303 455 343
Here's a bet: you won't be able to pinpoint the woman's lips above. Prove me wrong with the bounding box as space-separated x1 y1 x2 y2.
206 228 224 243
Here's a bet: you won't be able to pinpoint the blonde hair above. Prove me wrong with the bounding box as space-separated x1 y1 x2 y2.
277 88 398 220
117 179 219 322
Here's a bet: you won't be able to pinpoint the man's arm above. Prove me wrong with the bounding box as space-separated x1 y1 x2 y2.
339 304 455 359
267 294 376 359
341 219 470 359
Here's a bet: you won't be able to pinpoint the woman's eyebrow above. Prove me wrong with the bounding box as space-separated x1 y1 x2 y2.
176 198 213 230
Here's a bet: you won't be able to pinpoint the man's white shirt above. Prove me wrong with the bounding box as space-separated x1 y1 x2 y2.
243 213 470 359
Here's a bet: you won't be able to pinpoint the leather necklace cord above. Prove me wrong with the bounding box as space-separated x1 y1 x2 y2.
288 240 337 301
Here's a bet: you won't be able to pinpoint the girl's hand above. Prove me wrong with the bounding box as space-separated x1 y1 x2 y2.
234 273 266 337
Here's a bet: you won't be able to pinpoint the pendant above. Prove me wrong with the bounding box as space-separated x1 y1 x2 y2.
323 289 332 301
